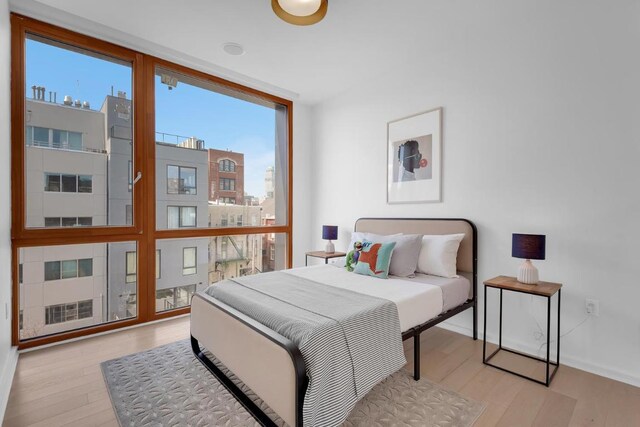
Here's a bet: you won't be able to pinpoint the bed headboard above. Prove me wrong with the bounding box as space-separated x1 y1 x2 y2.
354 218 477 275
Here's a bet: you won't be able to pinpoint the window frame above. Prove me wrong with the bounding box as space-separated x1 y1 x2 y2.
182 247 197 276
167 165 197 195
167 205 197 228
11 14 292 350
45 299 93 325
218 159 236 172
219 177 236 191
125 251 137 283
44 258 93 281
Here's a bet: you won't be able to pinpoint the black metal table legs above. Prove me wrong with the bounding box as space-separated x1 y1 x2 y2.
483 286 561 386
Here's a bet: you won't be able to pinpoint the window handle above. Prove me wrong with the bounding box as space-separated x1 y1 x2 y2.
133 171 142 185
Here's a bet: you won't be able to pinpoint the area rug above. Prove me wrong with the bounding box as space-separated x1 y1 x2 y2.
101 339 484 426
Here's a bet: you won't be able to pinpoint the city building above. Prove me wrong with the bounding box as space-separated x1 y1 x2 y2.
21 96 110 338
207 202 263 283
207 148 244 205
243 193 260 206
19 91 210 336
264 165 274 199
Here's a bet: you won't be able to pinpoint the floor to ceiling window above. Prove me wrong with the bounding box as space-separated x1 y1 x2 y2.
10 14 293 348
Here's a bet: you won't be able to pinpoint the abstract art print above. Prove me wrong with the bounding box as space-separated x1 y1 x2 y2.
387 107 442 203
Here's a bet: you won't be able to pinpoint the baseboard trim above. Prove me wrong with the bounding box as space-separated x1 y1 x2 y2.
0 346 19 423
439 321 640 388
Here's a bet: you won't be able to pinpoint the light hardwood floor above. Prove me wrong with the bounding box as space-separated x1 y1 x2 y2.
3 317 639 426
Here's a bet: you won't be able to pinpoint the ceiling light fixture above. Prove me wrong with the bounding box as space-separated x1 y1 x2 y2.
272 0 328 26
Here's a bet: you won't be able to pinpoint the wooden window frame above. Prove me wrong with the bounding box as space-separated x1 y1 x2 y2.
11 14 293 350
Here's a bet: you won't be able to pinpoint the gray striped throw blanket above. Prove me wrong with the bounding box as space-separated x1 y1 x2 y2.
205 271 406 427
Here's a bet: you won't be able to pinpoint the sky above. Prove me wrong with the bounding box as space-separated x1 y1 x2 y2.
25 37 276 198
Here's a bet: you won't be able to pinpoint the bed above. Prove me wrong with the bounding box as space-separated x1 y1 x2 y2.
190 218 478 427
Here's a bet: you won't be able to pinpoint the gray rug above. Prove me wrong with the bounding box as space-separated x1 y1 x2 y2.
101 339 484 426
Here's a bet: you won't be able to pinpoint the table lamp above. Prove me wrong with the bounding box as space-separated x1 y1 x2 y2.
322 225 338 254
512 233 546 284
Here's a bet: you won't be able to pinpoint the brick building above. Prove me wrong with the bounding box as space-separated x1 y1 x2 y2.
207 149 244 205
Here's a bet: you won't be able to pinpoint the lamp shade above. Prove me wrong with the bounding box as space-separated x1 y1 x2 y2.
512 233 546 260
277 0 322 16
322 225 338 240
272 0 328 26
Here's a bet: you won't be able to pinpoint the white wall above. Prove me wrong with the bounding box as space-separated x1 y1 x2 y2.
0 0 18 419
310 0 640 385
292 102 313 268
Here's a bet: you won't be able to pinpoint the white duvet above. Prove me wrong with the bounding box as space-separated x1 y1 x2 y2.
287 264 443 332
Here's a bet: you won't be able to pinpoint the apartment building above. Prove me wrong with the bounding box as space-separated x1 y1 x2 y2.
20 96 110 338
19 92 210 336
207 202 263 283
207 148 244 205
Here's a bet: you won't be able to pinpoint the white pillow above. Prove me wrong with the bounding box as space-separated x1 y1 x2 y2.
387 234 423 277
416 234 465 278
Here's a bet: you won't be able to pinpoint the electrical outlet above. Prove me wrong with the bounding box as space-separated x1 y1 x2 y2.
586 299 600 316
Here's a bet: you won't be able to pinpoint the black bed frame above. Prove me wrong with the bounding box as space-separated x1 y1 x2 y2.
191 218 478 427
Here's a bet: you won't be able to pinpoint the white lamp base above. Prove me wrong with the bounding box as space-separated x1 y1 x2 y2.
517 259 539 284
325 241 335 254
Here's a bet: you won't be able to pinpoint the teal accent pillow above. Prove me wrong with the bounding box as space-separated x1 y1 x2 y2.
353 240 397 279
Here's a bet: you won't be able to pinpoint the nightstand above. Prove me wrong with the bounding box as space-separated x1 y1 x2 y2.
305 251 346 266
483 275 562 386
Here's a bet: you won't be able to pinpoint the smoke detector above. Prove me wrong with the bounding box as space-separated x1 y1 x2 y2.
222 42 245 56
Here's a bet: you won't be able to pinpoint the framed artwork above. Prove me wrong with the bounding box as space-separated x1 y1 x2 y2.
387 107 442 204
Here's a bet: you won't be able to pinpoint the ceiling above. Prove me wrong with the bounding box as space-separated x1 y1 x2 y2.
12 0 454 105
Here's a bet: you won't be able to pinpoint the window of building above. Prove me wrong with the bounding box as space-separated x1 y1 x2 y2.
44 258 93 281
126 251 136 283
44 217 60 227
78 217 93 226
44 217 93 227
26 126 83 151
270 245 275 261
78 175 92 193
183 247 197 275
167 165 197 195
126 205 133 225
221 237 228 259
156 250 161 279
237 215 243 226
220 213 228 227
156 284 196 312
125 250 159 283
219 159 236 172
44 261 61 281
61 217 77 227
219 178 235 191
78 300 93 319
32 126 49 145
61 260 78 279
78 258 93 277
44 173 92 193
167 206 197 228
45 299 93 325
61 174 77 192
52 129 83 150
44 173 60 192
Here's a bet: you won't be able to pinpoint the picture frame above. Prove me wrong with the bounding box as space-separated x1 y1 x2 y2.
387 107 442 204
